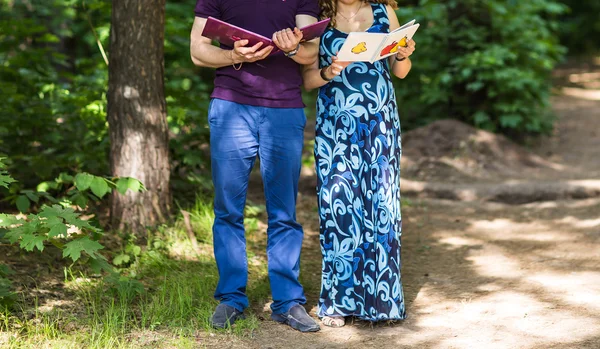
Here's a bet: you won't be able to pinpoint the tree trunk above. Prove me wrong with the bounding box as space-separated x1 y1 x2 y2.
107 0 171 234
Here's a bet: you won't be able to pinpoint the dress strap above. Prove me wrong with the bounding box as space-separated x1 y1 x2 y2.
370 2 390 32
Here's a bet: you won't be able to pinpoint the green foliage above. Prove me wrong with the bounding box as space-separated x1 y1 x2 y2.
0 264 15 307
3 169 144 215
0 199 263 346
164 1 214 196
558 1 600 54
0 158 145 307
395 0 567 136
0 0 112 187
0 158 16 189
1 0 212 201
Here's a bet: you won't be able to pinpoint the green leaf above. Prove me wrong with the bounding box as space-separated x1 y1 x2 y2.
40 205 97 231
71 192 88 208
126 244 142 256
57 173 74 183
89 257 112 274
40 33 60 43
466 81 485 92
63 237 104 262
45 215 62 226
0 264 14 277
128 178 142 192
48 223 67 238
24 192 39 203
0 173 16 188
40 205 77 221
0 214 19 228
116 178 129 195
75 173 94 191
113 254 131 266
0 277 15 302
90 177 109 198
40 192 59 203
21 234 45 252
500 114 523 128
16 195 30 213
37 181 55 192
473 111 490 125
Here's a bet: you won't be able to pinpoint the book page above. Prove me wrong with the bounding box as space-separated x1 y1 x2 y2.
336 32 387 62
391 19 416 33
373 23 420 62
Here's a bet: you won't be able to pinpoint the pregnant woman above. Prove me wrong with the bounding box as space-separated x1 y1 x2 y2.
302 0 415 327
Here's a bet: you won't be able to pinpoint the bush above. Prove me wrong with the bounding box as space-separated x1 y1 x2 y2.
0 0 213 197
395 0 567 137
0 0 111 188
558 0 600 55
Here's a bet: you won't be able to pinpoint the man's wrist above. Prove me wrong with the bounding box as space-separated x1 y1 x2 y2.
228 49 243 70
284 43 301 58
229 50 241 64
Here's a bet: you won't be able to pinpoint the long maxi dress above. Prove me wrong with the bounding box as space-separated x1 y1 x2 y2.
314 2 406 321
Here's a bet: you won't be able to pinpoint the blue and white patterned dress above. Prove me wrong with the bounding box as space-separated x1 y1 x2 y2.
315 3 406 321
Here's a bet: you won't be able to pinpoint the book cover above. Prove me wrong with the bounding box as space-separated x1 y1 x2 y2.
336 20 420 63
201 17 331 55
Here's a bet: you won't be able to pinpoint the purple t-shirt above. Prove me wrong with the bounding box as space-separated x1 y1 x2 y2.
195 0 319 108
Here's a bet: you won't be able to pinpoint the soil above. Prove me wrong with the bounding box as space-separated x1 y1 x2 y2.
2 59 600 348
240 58 600 349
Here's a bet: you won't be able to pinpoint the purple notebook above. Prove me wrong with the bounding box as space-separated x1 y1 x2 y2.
202 17 331 55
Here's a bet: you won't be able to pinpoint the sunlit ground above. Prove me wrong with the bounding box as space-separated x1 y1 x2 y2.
221 195 599 349
1 57 600 349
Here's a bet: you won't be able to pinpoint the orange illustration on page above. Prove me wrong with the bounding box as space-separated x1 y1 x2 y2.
379 37 408 56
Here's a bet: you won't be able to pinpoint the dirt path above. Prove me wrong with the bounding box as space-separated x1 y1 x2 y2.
2 63 598 349
240 63 600 348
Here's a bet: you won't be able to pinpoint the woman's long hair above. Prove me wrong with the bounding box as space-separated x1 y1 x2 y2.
320 0 398 28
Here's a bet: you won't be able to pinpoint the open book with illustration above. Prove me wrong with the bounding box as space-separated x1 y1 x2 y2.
336 20 420 63
201 17 331 55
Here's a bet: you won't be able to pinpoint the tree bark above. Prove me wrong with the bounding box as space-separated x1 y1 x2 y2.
107 0 171 234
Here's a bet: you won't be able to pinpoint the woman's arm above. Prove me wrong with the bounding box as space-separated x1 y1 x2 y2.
302 57 350 91
385 5 416 79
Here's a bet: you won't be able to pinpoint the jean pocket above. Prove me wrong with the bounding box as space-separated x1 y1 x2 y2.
207 99 216 125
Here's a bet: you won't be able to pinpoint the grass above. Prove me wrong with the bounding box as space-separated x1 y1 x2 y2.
0 196 289 349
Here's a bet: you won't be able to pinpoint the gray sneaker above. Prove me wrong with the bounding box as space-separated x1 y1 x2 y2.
271 305 321 332
210 303 245 329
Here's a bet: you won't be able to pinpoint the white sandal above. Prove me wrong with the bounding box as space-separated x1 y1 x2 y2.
322 316 346 327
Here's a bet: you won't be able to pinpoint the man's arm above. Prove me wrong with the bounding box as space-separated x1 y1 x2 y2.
190 17 274 68
272 15 319 66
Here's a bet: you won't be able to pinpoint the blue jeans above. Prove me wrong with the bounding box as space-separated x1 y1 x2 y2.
208 98 307 314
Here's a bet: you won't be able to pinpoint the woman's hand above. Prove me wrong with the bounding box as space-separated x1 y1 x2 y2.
273 28 303 54
322 56 351 80
231 39 274 63
395 39 416 60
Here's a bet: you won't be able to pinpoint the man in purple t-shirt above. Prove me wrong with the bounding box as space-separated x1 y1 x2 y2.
190 0 320 332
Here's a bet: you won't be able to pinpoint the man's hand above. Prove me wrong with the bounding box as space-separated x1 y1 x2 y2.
231 39 274 63
272 28 303 53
